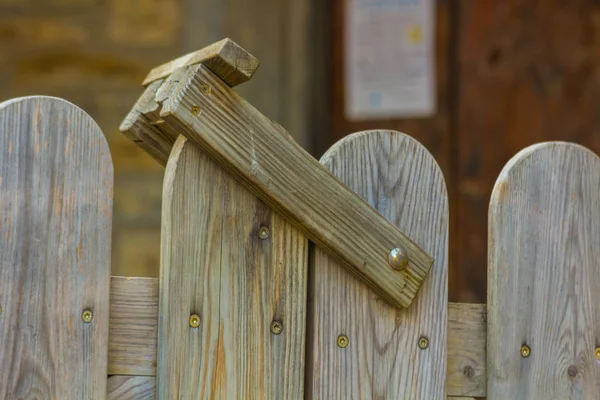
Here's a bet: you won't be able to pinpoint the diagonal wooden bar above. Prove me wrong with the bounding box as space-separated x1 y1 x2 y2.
157 64 433 309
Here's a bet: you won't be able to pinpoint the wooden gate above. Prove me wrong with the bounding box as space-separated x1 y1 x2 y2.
1 39 599 400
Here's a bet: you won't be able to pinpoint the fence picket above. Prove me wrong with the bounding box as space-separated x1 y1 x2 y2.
0 96 112 398
307 130 448 399
158 136 308 398
488 142 600 399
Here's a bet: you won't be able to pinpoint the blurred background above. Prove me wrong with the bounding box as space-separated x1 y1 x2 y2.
1 0 599 303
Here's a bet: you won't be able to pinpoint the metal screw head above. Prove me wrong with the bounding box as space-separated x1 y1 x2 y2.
200 84 211 95
258 226 270 240
191 106 200 116
418 336 429 349
388 247 408 270
594 347 600 360
270 320 283 335
521 344 531 358
337 334 349 348
189 314 201 328
81 309 93 323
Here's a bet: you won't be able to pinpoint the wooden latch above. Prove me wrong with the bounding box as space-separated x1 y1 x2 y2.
120 38 434 308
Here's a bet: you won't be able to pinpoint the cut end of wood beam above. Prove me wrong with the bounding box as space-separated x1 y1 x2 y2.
142 38 260 87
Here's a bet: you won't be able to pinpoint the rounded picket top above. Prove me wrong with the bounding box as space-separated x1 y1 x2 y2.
310 129 449 400
0 96 113 399
321 130 448 202
488 141 600 399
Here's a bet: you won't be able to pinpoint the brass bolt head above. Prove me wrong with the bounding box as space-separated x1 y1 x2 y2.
521 344 531 358
258 226 270 240
337 334 349 348
270 320 283 335
81 309 93 323
388 247 408 270
191 106 200 116
189 314 201 328
418 336 429 350
595 347 600 360
200 84 211 95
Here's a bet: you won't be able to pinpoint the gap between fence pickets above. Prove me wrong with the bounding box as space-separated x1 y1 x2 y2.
107 276 487 398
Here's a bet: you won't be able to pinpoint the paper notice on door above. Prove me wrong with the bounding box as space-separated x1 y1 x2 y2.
345 0 435 120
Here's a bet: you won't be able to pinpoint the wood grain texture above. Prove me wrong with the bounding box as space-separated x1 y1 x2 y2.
447 303 486 397
158 136 308 398
160 65 433 309
107 376 155 400
108 277 158 376
106 277 486 395
143 38 260 87
120 79 171 166
306 130 448 399
0 96 112 398
488 142 600 399
331 0 457 300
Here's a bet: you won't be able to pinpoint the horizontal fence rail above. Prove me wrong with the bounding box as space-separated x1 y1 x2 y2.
107 276 486 398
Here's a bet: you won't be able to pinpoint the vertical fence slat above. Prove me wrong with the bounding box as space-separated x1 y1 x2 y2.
488 142 600 399
307 130 448 399
0 96 113 398
158 136 308 398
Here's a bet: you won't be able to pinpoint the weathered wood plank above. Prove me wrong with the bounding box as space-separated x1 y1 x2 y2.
447 303 486 397
0 96 112 398
158 136 308 398
159 65 433 309
106 276 486 396
307 130 448 398
143 38 260 87
120 79 171 166
488 142 600 399
108 277 158 376
107 376 155 400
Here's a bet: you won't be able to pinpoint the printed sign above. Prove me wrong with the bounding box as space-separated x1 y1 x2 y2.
345 0 435 119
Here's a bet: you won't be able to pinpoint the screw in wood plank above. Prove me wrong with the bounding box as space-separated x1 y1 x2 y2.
191 106 201 116
81 309 93 323
200 84 211 95
595 347 600 360
150 119 165 125
270 320 283 335
189 314 201 328
258 226 270 240
337 334 349 348
418 336 429 350
520 344 531 358
388 247 408 270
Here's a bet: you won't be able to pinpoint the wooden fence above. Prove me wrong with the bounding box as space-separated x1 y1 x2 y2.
1 40 599 400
